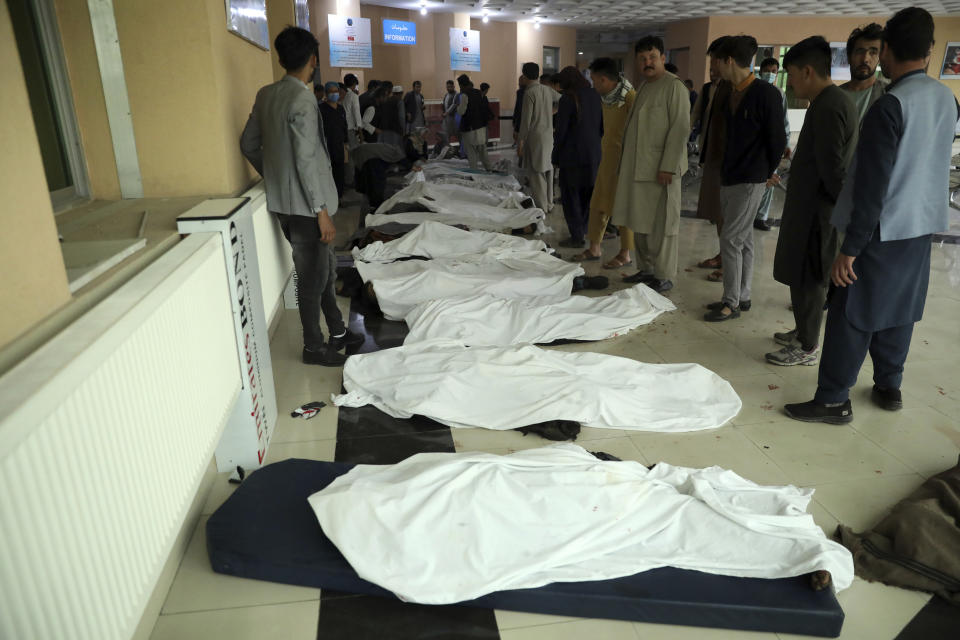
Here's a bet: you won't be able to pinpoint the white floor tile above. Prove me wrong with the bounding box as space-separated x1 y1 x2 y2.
151 600 318 640
161 517 319 614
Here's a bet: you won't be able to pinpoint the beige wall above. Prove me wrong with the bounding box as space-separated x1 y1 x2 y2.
517 21 578 78
267 0 296 81
470 18 518 108
668 13 960 101
0 0 71 350
54 0 121 200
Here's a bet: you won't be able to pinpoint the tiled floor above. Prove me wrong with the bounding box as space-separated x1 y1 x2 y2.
151 170 960 639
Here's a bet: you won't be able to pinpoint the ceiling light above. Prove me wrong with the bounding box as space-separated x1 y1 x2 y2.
482 9 489 23
578 51 583 55
420 7 427 14
534 18 541 30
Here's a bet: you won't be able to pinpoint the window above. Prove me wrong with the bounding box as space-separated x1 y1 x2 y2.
8 0 89 210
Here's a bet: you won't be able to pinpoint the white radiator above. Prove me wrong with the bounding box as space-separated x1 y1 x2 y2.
0 233 241 640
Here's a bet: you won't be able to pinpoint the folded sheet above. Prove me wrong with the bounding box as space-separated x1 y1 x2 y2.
308 444 854 604
355 251 582 320
352 221 549 264
403 284 675 345
332 340 741 431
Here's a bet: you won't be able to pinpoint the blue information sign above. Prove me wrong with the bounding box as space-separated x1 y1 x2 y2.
383 19 416 45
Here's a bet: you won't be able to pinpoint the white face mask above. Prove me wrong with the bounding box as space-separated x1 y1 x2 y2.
761 71 777 84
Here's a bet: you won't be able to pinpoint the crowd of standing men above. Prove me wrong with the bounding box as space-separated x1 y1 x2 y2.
239 6 958 426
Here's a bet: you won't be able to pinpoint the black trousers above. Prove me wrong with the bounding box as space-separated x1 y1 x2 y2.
814 284 915 405
276 213 346 351
559 165 596 243
790 280 829 351
331 161 345 201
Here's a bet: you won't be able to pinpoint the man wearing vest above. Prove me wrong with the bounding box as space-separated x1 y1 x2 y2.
456 74 493 171
786 7 960 423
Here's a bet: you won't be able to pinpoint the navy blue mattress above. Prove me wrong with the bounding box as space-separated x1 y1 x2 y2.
206 458 845 637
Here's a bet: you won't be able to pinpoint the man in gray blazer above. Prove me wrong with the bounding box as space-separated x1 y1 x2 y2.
240 27 361 366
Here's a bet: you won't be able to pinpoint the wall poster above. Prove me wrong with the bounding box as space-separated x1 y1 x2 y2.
450 28 481 72
328 15 373 68
224 0 269 50
940 43 960 79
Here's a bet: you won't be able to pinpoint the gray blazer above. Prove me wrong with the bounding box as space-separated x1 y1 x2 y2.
240 75 339 217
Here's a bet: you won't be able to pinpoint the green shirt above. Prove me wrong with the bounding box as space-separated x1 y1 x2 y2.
849 87 875 123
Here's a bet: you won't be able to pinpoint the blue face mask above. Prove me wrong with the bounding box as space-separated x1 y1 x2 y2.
327 93 340 103
761 72 777 84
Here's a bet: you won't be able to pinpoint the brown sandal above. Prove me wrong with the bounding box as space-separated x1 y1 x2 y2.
707 269 723 282
603 255 632 269
697 256 722 269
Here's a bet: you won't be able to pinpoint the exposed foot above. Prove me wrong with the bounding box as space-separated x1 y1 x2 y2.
707 269 723 282
697 255 722 269
704 303 740 322
569 250 601 262
810 570 832 591
603 254 633 269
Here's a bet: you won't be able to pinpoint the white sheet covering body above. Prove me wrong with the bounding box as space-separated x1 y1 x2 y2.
408 160 523 191
308 444 854 604
353 221 549 263
332 340 741 431
375 182 528 214
365 202 544 233
355 251 582 320
403 284 676 345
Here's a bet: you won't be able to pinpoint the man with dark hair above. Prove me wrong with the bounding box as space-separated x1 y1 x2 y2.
572 57 636 266
841 23 888 122
240 27 360 366
664 62 678 74
786 8 960 423
684 79 697 110
611 36 690 293
403 80 425 134
359 78 380 115
455 74 493 170
316 80 348 200
441 79 458 151
754 56 792 232
703 35 786 321
766 36 858 367
519 62 556 213
342 73 362 150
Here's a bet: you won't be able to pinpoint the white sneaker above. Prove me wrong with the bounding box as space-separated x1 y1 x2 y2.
765 344 819 366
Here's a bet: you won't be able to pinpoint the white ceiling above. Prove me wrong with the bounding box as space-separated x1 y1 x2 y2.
360 1 960 29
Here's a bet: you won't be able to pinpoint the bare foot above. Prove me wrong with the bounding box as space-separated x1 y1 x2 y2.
809 570 832 591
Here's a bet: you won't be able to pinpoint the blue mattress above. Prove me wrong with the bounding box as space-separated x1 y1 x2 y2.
206 458 845 637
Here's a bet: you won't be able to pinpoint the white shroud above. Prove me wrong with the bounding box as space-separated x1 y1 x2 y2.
308 444 854 604
332 340 742 432
365 204 544 233
355 251 582 320
374 181 529 214
403 284 675 346
352 221 549 263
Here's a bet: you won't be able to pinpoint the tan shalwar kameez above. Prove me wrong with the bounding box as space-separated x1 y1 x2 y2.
586 89 636 250
611 73 690 280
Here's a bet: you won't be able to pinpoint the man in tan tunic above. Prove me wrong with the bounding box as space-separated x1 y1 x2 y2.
612 36 690 293
570 57 637 267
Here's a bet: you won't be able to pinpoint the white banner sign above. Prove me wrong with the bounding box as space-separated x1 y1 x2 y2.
178 198 277 472
449 28 481 72
329 14 372 68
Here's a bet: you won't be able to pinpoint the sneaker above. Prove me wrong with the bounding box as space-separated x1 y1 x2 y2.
871 385 903 411
765 344 819 366
754 219 772 231
329 329 365 352
784 399 853 425
302 346 347 367
774 328 798 346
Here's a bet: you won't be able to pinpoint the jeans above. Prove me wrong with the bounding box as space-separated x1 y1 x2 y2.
276 213 346 351
719 183 766 307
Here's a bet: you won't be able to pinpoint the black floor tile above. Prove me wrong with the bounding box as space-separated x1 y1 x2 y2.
334 429 455 464
895 596 960 640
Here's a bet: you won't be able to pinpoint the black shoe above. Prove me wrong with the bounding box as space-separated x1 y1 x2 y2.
704 303 740 322
784 399 853 424
329 329 365 352
706 300 751 312
623 271 655 284
558 237 585 249
871 385 903 411
302 346 347 366
572 275 609 291
647 278 674 293
754 219 772 231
